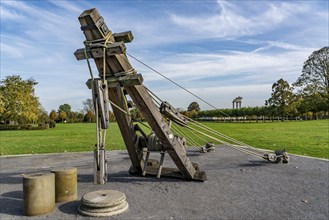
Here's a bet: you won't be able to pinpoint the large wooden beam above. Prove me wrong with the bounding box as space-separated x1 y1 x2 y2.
107 87 143 173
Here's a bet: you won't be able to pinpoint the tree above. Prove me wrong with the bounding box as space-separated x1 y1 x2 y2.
187 102 200 112
49 110 57 121
58 111 67 122
82 98 94 114
267 78 295 118
69 111 76 123
295 47 329 96
0 75 41 123
76 112 85 122
37 107 49 123
84 110 95 123
294 47 329 116
58 104 71 117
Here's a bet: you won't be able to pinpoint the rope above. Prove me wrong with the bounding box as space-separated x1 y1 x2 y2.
126 53 229 117
146 87 162 107
84 48 95 81
171 122 202 152
184 125 264 159
108 99 151 130
186 126 209 144
184 115 257 149
173 123 200 148
146 87 163 104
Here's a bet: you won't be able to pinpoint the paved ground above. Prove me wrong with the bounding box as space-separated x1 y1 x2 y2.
0 146 328 219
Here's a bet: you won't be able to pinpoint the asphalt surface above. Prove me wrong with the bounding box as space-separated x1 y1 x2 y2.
0 146 328 219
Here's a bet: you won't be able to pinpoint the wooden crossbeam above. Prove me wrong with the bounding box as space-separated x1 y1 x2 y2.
113 31 134 43
74 42 126 60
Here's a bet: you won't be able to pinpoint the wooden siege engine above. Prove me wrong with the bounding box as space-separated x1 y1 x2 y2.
74 8 206 184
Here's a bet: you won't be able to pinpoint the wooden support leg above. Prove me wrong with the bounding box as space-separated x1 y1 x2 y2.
108 87 143 173
94 149 107 184
142 152 150 176
157 152 165 178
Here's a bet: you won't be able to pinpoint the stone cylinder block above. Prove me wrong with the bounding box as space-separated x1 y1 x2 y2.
51 167 77 203
23 172 55 216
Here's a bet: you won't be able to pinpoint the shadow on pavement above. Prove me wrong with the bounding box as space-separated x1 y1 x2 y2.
238 160 271 167
58 201 80 216
0 172 23 184
0 191 23 216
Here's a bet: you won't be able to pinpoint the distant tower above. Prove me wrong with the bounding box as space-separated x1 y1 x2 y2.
232 96 243 109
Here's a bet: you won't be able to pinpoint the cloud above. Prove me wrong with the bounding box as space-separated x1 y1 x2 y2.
48 0 84 14
140 43 313 85
0 42 23 58
0 5 25 20
170 1 312 39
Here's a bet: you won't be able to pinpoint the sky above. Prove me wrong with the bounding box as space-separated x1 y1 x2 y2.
1 0 328 113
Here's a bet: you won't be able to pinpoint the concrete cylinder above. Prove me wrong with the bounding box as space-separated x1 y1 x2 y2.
51 167 77 203
23 172 55 216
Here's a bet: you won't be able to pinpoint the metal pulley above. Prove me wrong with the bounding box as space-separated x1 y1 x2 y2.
160 101 188 127
200 142 216 153
263 149 290 163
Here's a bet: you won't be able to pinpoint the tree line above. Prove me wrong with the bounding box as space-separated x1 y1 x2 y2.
48 100 115 124
0 75 112 125
190 47 329 121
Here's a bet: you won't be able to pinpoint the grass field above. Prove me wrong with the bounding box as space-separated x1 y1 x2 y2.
0 120 328 159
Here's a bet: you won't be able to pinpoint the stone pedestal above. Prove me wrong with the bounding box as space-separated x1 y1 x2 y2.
51 167 77 203
78 190 128 217
23 173 55 216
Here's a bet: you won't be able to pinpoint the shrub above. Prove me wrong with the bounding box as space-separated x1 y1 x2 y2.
48 120 56 128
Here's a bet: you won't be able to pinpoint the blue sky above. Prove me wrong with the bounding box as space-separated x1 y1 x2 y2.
1 0 328 112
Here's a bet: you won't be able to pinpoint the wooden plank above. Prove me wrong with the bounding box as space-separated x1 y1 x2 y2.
113 31 134 43
74 42 126 60
106 74 143 88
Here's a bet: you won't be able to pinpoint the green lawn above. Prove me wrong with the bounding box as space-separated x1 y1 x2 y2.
0 120 328 159
203 120 329 159
0 123 126 155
